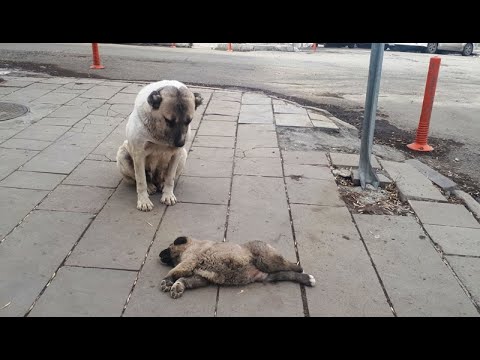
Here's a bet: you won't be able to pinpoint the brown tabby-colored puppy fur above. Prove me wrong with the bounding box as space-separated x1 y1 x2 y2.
159 236 316 299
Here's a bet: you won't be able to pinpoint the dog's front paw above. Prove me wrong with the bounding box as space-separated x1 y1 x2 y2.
160 279 174 292
137 194 154 212
161 192 177 206
170 281 185 299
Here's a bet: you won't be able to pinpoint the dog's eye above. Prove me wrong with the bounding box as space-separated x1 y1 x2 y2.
185 117 192 124
164 117 175 127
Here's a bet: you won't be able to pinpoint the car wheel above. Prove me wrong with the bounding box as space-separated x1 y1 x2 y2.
426 43 438 54
462 43 473 56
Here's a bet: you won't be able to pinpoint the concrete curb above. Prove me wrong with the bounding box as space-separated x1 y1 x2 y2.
453 189 480 220
406 159 457 191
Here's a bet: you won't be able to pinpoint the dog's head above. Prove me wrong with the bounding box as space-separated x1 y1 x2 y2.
159 236 191 267
146 86 203 148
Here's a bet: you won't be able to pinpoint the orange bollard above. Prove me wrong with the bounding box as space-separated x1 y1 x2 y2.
90 43 105 70
171 43 176 48
313 43 317 52
407 56 441 152
227 43 233 52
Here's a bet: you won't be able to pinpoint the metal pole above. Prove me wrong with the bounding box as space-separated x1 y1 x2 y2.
359 43 384 189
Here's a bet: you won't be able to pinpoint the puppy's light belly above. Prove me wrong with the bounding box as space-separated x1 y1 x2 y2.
194 266 268 286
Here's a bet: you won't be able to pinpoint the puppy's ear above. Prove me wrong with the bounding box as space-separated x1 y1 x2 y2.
193 92 203 109
174 236 188 245
147 91 162 109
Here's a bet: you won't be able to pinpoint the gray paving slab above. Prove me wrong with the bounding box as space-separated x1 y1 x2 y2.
124 203 226 316
176 176 230 204
38 185 113 213
235 147 280 158
211 91 242 102
46 105 92 120
285 177 344 206
188 147 234 162
446 256 480 307
216 282 304 317
330 152 380 168
275 113 313 127
184 156 233 178
80 85 122 100
66 182 166 270
0 138 52 151
284 164 334 180
241 93 272 105
406 159 457 191
36 117 81 127
424 225 480 256
28 266 136 317
21 144 91 174
63 160 122 188
197 121 237 137
14 124 69 142
205 100 241 117
410 201 480 229
32 92 78 105
202 114 238 122
454 190 480 219
0 171 65 190
89 124 125 161
107 92 136 104
274 103 308 114
234 157 283 177
292 204 392 316
0 187 48 239
0 210 93 317
0 147 39 180
66 97 106 108
381 160 447 202
236 124 278 150
227 175 296 260
355 214 479 317
282 150 329 165
56 130 109 148
239 104 274 124
192 135 235 148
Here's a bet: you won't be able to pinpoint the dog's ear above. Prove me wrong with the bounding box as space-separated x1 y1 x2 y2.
147 91 162 109
174 236 188 245
193 92 203 109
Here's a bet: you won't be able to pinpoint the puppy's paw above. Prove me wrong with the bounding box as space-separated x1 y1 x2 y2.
170 281 185 299
160 279 174 292
137 194 154 212
161 192 177 206
147 183 157 195
308 274 316 287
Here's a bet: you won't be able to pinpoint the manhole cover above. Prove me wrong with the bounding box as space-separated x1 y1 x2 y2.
0 102 29 121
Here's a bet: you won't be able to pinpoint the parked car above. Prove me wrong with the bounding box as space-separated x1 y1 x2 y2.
386 43 477 56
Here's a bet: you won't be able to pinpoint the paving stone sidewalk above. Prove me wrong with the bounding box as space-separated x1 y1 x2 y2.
0 74 479 317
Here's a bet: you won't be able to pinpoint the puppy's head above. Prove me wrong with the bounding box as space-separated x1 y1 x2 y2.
147 86 203 148
159 236 191 267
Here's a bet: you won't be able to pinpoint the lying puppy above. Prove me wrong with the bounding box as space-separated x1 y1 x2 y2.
116 80 203 211
159 236 316 299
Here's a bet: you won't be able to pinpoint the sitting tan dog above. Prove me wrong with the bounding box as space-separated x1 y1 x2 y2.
116 80 203 211
159 236 316 299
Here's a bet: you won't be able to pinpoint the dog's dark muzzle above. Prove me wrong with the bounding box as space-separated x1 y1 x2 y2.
159 248 173 266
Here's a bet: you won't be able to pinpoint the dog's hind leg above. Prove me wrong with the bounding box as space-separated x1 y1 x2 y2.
244 241 303 273
116 141 136 184
264 271 316 287
169 275 210 299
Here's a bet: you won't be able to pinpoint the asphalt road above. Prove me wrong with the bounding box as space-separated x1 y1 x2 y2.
1 43 479 195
